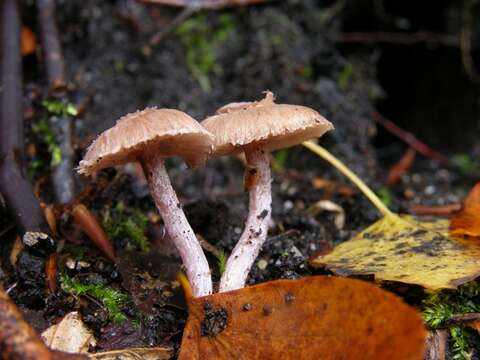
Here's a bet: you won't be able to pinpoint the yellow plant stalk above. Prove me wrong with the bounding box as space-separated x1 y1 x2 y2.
302 140 400 220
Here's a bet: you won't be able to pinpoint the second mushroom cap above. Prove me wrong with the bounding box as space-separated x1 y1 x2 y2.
202 92 334 155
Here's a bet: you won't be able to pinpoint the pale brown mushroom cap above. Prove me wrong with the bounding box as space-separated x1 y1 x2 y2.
202 92 334 156
78 108 214 175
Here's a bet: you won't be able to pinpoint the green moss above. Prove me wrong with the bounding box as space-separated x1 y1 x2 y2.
176 13 234 92
28 99 77 177
31 119 62 167
450 326 473 360
451 154 477 175
216 251 227 275
60 272 128 323
377 187 392 207
337 63 353 90
42 99 78 116
103 202 150 253
299 65 313 79
423 281 480 359
272 149 290 173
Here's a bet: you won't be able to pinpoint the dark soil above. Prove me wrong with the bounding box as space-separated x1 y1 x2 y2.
1 0 479 358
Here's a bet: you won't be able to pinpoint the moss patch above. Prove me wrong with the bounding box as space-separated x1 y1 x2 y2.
60 272 128 323
103 201 150 253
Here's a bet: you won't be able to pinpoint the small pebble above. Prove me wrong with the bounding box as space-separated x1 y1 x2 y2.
257 259 268 270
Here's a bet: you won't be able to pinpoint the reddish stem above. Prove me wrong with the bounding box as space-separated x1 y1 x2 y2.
372 111 449 165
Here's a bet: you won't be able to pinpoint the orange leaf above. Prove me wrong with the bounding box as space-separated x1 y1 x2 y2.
179 276 426 360
45 253 58 294
21 26 36 56
450 182 480 239
387 148 416 187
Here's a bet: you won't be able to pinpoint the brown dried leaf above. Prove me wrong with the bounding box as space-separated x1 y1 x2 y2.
71 204 116 262
45 253 58 294
179 276 426 360
88 347 171 359
42 312 96 353
450 182 480 240
387 148 416 187
21 26 36 56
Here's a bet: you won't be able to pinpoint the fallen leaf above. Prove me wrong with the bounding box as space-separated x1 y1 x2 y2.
387 148 416 187
306 200 345 229
21 26 36 56
71 204 116 262
468 319 480 334
450 182 480 239
410 203 461 217
311 215 480 289
45 253 58 293
89 347 171 359
178 275 426 360
42 312 96 353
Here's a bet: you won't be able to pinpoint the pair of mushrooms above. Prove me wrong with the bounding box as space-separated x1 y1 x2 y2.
78 92 333 297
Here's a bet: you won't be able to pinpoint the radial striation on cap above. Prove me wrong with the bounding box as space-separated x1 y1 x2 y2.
78 108 214 175
202 92 334 156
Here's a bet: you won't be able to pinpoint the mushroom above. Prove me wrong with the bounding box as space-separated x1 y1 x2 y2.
78 108 213 297
202 92 333 292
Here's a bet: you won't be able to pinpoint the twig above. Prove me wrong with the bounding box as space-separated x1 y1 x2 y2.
36 0 65 90
447 312 480 323
333 31 459 47
0 0 50 235
410 203 461 217
37 0 75 204
372 112 449 165
149 7 197 46
425 330 447 360
50 113 75 204
142 0 271 10
460 0 480 82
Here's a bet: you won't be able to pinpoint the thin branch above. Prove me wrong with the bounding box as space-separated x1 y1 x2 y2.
372 111 449 165
333 31 459 47
447 312 480 323
36 0 66 90
37 0 75 204
149 7 197 46
460 0 480 82
0 0 50 234
142 0 271 10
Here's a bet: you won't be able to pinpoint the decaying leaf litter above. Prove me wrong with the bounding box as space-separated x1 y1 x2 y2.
1 0 480 359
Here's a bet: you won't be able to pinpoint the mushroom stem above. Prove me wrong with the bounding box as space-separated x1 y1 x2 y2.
141 153 212 297
220 148 272 292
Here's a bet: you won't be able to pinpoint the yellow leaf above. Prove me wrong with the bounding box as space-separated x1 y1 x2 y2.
311 215 480 289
